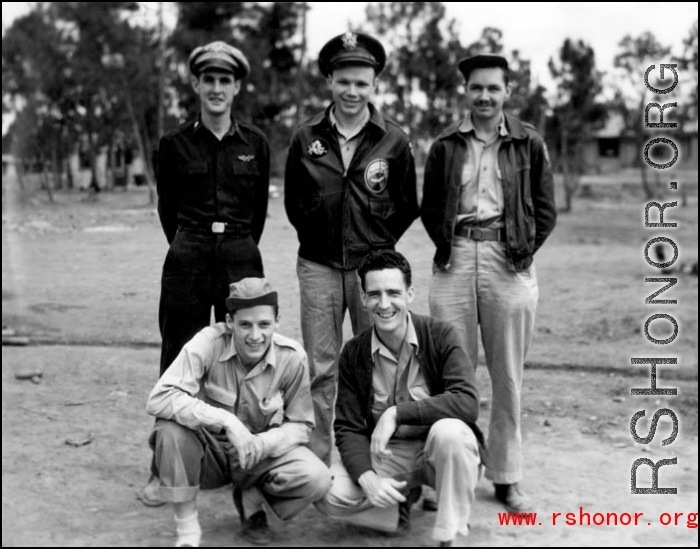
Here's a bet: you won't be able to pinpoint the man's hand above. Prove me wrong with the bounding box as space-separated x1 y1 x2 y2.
371 405 398 460
224 416 265 469
358 470 407 508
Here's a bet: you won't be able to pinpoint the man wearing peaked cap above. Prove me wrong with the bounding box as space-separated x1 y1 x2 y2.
140 39 271 508
188 40 251 79
317 32 387 77
420 52 557 520
284 32 419 467
146 277 331 547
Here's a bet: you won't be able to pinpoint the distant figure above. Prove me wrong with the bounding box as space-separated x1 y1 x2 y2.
146 278 331 547
421 54 557 512
284 32 419 465
141 40 270 507
317 250 483 547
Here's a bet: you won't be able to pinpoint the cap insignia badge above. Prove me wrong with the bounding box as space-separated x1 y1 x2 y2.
341 32 358 50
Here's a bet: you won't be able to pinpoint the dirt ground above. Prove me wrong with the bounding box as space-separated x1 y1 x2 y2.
2 176 698 547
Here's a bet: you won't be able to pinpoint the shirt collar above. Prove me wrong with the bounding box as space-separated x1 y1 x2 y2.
312 102 387 134
370 312 419 358
194 117 243 140
329 106 370 138
459 111 509 138
219 330 277 373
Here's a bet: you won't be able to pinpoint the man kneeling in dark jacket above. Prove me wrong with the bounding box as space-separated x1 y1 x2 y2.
316 250 483 547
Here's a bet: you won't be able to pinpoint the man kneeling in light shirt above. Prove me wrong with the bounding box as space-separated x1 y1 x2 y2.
146 277 330 547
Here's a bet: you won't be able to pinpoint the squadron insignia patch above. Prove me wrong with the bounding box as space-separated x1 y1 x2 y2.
364 159 389 193
307 139 329 157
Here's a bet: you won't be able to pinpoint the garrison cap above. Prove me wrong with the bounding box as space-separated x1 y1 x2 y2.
189 41 251 79
458 54 509 82
226 277 278 313
318 32 386 77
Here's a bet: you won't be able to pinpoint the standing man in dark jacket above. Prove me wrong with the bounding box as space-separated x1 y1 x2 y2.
317 250 483 547
284 32 419 465
141 41 270 506
421 54 556 512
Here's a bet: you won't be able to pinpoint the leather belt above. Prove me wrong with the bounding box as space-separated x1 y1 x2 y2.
454 224 505 242
178 220 249 237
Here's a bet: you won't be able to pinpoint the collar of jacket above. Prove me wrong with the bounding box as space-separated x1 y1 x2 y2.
308 102 387 135
193 116 251 145
436 112 528 143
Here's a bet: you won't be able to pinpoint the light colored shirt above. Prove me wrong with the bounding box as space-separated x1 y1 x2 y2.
330 106 370 170
371 313 431 439
146 323 313 458
457 111 508 228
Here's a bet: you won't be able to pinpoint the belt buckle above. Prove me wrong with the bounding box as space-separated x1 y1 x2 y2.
211 222 226 234
470 227 484 241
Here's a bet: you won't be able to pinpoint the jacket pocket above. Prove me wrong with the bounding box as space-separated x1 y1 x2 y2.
185 161 208 175
232 159 260 177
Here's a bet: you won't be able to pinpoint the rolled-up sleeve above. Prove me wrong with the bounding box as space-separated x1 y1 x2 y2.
146 331 234 431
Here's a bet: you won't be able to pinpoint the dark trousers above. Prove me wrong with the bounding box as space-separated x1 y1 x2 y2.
158 229 263 375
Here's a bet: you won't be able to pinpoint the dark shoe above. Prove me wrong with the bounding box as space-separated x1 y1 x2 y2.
396 486 422 535
438 541 453 547
422 485 438 511
494 483 531 512
233 488 271 545
136 474 166 507
242 510 271 545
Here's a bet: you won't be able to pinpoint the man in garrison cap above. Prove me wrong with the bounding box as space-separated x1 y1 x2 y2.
146 278 331 547
284 32 419 468
420 54 557 514
140 41 271 507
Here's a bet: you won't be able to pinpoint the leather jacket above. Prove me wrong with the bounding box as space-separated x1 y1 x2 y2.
284 104 418 270
421 113 557 272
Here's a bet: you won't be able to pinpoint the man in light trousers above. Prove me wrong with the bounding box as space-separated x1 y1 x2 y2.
421 54 556 512
317 250 484 547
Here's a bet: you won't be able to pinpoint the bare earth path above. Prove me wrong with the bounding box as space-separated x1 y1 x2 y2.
2 180 698 546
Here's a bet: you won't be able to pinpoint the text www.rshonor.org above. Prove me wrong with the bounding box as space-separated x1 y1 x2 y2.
497 508 698 528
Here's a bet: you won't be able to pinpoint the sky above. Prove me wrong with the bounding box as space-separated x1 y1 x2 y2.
2 1 698 92
304 2 698 90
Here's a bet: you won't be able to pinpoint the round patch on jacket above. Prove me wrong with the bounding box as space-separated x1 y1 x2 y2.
307 138 329 158
364 159 389 193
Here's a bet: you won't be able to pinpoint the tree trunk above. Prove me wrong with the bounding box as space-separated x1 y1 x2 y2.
639 163 655 200
86 130 100 200
559 127 575 212
295 2 307 126
106 141 114 190
51 143 62 190
562 161 578 213
124 85 156 204
40 166 55 203
65 156 74 189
